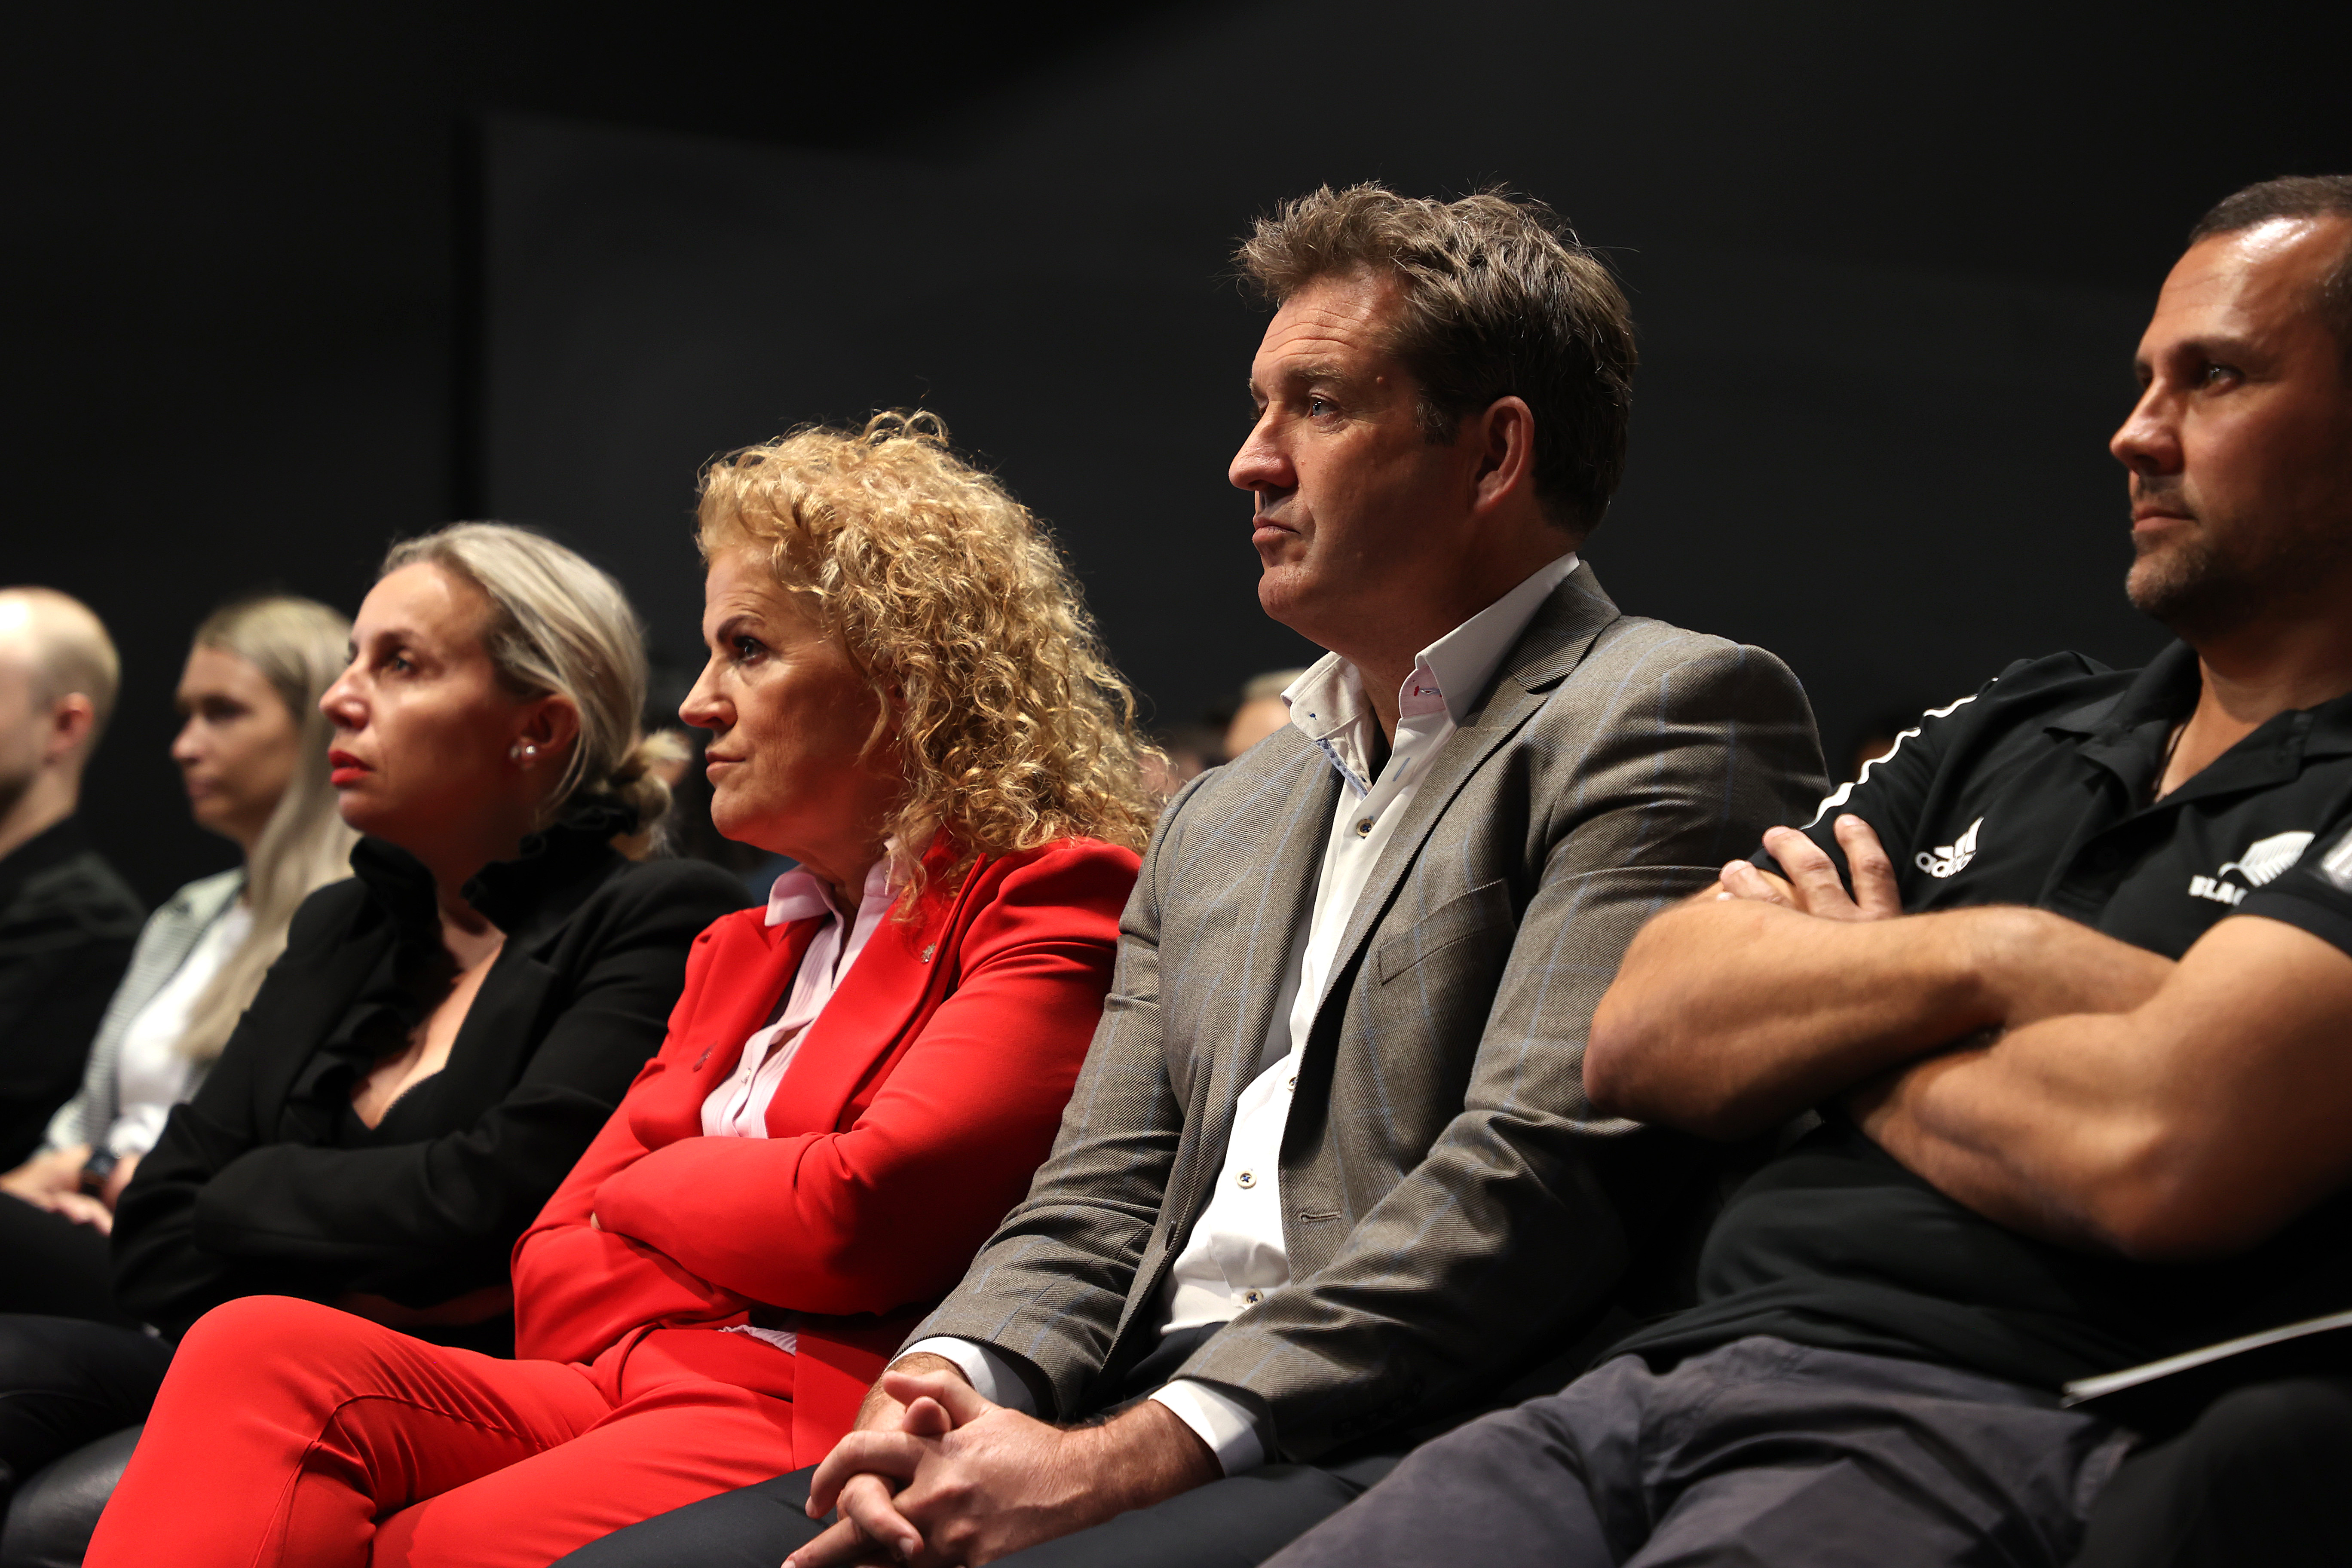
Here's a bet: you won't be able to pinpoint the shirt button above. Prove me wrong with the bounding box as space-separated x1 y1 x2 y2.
1243 1289 1263 1306
1286 1074 1297 1091
1355 819 1373 836
1237 1170 1257 1189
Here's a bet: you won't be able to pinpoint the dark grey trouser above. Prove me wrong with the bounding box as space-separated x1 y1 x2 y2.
1267 1336 2136 1568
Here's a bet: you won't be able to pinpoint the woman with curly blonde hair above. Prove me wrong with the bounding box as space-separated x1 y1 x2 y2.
92 415 1154 1568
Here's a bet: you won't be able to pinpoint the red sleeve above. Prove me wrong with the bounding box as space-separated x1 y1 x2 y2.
511 919 751 1363
588 840 1134 1318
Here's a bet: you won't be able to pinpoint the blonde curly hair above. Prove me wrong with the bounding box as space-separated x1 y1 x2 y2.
697 411 1158 906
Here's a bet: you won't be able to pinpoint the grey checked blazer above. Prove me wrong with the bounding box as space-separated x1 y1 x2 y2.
912 566 1826 1460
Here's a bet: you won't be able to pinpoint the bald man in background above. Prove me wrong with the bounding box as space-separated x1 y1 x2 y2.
0 589 144 1167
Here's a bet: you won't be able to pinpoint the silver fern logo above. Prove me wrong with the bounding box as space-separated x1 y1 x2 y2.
2188 829 2314 906
1915 818 1983 879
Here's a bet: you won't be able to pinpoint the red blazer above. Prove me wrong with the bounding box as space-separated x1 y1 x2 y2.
511 836 1136 1464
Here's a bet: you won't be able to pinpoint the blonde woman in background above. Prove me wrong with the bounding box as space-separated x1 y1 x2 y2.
0 595 355 1321
0 526 746 1561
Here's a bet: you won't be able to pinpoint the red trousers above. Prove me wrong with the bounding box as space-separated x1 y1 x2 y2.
84 1296 801 1568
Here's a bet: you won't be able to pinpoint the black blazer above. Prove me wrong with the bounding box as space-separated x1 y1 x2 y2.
111 804 748 1338
0 816 145 1166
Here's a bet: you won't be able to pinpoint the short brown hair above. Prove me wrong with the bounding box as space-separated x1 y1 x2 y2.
1236 184 1638 534
2189 175 2352 371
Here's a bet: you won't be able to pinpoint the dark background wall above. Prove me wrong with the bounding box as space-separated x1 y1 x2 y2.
9 0 2349 905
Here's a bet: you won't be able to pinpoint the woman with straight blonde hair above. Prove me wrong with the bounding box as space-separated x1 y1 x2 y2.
92 414 1155 1568
0 595 355 1302
4 528 746 1563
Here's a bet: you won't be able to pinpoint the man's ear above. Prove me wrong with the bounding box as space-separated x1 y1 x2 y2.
1469 396 1537 517
42 694 96 766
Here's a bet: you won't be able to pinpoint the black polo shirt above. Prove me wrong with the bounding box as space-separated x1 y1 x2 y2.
1611 642 2352 1391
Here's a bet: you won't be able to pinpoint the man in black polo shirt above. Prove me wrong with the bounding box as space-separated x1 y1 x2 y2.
1268 175 2352 1568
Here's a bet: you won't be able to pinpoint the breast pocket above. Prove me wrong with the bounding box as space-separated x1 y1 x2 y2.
1375 878 1517 986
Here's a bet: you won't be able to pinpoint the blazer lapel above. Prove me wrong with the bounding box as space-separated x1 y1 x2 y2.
765 864 968 1136
632 916 821 1148
1198 742 1339 1103
1317 566 1625 998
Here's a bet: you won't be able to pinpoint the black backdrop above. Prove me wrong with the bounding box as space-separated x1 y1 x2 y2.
9 0 2350 904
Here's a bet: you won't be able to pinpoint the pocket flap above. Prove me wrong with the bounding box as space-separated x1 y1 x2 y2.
1375 877 1515 984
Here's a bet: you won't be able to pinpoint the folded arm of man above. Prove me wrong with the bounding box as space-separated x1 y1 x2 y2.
1854 908 2352 1259
1594 815 2352 1263
1586 816 2177 1139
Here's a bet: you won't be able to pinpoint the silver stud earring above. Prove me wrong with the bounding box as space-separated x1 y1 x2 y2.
510 741 539 763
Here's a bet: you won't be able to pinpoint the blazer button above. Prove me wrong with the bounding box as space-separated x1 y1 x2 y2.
1237 1170 1257 1189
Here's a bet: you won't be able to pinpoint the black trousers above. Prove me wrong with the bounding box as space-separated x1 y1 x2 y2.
556 1451 1403 1568
2071 1376 2352 1568
0 1197 127 1326
557 1324 1403 1568
0 1316 172 1489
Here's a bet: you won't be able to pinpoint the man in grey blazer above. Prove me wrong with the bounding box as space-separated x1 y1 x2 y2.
557 184 1824 1568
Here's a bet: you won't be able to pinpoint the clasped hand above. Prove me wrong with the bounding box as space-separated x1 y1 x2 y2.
1719 815 1901 921
789 1368 1214 1568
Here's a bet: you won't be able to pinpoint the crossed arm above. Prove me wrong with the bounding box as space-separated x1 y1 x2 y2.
1586 816 2352 1259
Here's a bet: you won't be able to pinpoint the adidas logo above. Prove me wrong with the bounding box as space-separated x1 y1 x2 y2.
1915 818 1983 879
2187 829 2313 906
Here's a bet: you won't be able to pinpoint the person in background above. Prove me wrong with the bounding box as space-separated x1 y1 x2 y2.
0 589 143 1169
83 414 1156 1568
0 595 356 1325
1220 667 1307 757
0 525 745 1563
1137 722 1223 804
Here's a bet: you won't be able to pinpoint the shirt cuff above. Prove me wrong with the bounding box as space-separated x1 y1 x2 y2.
901 1336 1038 1415
1148 1378 1269 1476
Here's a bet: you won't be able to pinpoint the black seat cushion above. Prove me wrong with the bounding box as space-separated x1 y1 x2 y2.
0 1424 140 1568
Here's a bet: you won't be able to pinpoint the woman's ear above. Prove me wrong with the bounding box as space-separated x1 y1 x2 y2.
516 694 582 762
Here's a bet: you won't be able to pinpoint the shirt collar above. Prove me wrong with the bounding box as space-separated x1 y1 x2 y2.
766 849 898 928
1282 551 1579 794
2053 639 2352 805
1284 551 1580 741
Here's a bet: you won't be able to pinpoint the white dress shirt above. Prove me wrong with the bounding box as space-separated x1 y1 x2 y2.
913 551 1580 1473
701 853 896 1354
105 900 253 1158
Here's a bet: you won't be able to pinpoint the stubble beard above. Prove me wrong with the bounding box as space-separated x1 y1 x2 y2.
2127 505 2352 642
2125 529 2260 640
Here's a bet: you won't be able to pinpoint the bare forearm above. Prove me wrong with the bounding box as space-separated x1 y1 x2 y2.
1586 897 2003 1137
1857 1015 2179 1254
1860 919 2347 1261
1589 897 2172 1139
1080 1400 1219 1512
